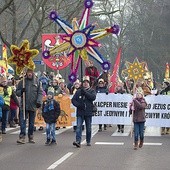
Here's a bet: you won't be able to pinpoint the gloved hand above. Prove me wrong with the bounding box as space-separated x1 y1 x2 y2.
21 88 26 94
106 91 108 95
36 103 41 108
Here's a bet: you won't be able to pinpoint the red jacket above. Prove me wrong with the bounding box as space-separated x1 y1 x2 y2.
10 98 18 110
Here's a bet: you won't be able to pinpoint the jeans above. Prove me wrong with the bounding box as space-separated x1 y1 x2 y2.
19 110 36 137
76 115 92 144
2 110 9 131
134 122 145 142
10 109 17 121
46 123 56 141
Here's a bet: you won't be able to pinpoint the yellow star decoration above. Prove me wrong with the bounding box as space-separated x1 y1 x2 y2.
122 58 147 82
8 40 39 75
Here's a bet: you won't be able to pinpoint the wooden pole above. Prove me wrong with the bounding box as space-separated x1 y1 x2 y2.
130 81 137 138
22 69 26 120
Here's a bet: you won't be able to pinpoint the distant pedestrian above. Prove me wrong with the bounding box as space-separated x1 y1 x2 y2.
96 78 108 132
115 84 126 133
129 89 147 150
0 76 19 134
160 81 170 135
72 76 96 147
0 91 4 142
42 89 60 145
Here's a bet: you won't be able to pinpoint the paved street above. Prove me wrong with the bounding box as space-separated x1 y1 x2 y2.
0 125 169 170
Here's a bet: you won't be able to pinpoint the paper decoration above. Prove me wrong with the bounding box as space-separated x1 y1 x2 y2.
8 40 39 75
122 58 147 82
42 0 119 82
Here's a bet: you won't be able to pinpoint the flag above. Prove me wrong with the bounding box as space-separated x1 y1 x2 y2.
109 47 122 93
165 62 169 79
0 60 7 75
3 44 8 60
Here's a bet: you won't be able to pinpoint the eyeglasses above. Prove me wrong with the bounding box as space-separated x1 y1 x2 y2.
99 82 104 84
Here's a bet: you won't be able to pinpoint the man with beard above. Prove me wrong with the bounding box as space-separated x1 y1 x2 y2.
16 69 43 144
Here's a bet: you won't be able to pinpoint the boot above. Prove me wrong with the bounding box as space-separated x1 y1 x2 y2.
166 128 170 134
14 118 19 124
17 136 25 144
161 127 165 135
10 121 16 128
139 140 143 148
45 138 51 145
28 135 35 144
134 141 138 150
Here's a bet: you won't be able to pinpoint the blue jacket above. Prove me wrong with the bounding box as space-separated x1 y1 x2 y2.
72 87 96 116
0 96 4 118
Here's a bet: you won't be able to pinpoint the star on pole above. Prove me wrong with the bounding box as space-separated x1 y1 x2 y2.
8 40 39 75
122 58 147 82
42 0 119 82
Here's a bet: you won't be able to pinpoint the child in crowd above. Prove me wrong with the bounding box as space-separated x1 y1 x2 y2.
42 90 61 145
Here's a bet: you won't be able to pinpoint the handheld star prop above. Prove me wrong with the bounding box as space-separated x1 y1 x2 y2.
121 58 147 83
42 0 119 82
8 40 39 75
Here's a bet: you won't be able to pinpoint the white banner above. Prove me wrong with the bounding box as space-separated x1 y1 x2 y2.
90 93 170 127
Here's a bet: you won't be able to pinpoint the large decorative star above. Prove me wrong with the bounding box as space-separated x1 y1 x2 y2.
42 0 119 82
8 40 39 75
122 58 147 82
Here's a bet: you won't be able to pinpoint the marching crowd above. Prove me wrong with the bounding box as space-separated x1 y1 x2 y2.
0 61 170 150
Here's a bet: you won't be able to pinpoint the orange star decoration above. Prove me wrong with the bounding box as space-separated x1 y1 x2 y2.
122 58 147 82
8 40 39 75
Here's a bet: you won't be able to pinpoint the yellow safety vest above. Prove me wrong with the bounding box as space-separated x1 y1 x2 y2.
0 86 12 106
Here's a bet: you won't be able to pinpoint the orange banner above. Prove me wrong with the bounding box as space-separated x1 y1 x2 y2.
35 95 75 127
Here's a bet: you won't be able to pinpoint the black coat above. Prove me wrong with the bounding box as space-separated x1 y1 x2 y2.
71 87 96 116
42 99 60 123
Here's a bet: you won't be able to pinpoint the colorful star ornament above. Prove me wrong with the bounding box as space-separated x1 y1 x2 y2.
8 40 39 75
42 0 120 82
121 58 147 82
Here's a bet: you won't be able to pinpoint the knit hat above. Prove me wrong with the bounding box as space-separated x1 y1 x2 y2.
82 76 90 83
74 79 81 85
59 79 65 84
98 78 104 83
26 68 34 73
163 81 170 86
47 88 54 98
136 87 144 96
0 76 7 83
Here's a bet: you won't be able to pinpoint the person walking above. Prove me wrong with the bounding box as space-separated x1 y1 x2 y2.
70 79 83 132
85 60 99 88
16 69 43 144
160 81 170 135
0 76 19 134
72 76 96 147
129 89 147 150
96 78 108 132
115 84 126 133
42 89 60 145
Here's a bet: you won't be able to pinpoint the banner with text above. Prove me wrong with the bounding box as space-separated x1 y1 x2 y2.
92 94 170 127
